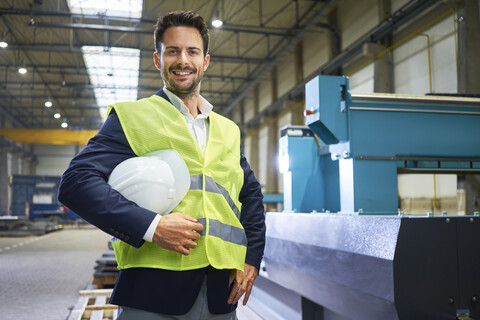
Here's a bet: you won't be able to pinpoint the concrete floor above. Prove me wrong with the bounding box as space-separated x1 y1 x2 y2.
0 226 111 320
0 226 263 320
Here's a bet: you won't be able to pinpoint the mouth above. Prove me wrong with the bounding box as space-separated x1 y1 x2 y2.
172 71 193 75
170 67 196 77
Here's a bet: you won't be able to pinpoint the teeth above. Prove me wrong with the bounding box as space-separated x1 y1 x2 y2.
174 71 191 75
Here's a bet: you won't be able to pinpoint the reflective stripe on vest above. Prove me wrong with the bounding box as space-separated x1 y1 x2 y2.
190 174 241 219
196 218 247 246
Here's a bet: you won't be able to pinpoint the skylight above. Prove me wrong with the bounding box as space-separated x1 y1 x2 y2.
67 0 143 122
67 0 143 18
82 46 140 120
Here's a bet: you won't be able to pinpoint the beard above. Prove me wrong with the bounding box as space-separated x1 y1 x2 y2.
162 65 204 99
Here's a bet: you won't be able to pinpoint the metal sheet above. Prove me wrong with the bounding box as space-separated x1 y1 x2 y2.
264 213 480 319
264 212 401 320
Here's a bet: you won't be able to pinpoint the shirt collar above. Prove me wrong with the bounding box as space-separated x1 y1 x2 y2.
163 87 213 119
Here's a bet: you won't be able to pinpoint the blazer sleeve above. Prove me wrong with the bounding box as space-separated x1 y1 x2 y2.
238 151 266 271
57 111 158 248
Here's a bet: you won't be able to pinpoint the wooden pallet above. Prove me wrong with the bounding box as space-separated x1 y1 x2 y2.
92 272 118 289
68 289 118 320
92 249 118 289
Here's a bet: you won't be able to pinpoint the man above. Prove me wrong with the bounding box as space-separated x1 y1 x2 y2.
58 10 265 320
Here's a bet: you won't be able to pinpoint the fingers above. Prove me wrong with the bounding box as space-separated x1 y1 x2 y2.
153 212 204 255
227 280 242 304
192 222 204 233
242 283 253 305
190 229 201 241
228 280 249 305
176 239 198 256
172 212 204 234
228 264 259 305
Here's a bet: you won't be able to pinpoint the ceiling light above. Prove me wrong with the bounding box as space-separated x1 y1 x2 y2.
212 19 223 28
0 41 7 48
45 100 52 107
54 113 61 119
61 122 68 128
18 67 27 74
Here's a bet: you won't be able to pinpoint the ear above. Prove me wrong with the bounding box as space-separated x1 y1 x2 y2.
203 54 210 72
153 52 161 71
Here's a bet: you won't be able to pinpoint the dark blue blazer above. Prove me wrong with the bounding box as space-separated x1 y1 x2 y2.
58 89 265 315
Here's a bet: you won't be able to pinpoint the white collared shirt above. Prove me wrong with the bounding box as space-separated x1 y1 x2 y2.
143 87 212 242
163 87 212 153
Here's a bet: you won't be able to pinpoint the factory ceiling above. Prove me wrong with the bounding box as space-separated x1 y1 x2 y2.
0 0 337 130
0 0 442 133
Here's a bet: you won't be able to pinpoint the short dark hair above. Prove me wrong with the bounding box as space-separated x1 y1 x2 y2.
154 11 210 56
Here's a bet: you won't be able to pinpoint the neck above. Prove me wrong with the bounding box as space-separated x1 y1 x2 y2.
171 86 202 119
182 95 200 118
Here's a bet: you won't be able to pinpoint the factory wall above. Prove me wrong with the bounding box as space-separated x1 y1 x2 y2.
277 51 296 98
347 3 457 94
398 174 459 215
33 145 79 176
392 0 411 12
302 30 330 80
349 64 374 93
394 15 457 94
337 0 379 50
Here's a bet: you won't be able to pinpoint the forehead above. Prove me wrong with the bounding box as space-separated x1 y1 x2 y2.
162 26 203 50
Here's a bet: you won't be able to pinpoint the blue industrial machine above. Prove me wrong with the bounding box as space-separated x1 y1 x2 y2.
255 76 480 320
10 175 79 221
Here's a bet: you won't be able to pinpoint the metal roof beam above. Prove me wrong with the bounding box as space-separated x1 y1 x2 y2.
0 7 151 22
61 83 237 95
30 22 152 34
0 64 249 81
1 8 294 37
6 44 266 64
214 23 294 37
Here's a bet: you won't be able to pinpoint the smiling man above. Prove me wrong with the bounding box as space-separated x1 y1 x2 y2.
155 25 209 102
58 10 265 320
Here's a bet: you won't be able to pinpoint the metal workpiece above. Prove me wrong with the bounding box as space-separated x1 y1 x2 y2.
263 212 480 320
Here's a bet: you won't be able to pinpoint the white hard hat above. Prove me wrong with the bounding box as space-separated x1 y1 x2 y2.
108 149 190 215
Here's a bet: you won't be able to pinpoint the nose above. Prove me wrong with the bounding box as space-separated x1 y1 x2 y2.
177 50 189 67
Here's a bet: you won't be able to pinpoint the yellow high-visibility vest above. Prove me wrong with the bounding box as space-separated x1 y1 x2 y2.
108 95 246 271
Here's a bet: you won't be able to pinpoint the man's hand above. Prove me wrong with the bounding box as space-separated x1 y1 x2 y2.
152 212 204 255
227 263 258 306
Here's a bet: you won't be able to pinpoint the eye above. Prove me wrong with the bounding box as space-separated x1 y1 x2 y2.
189 49 200 55
165 48 177 55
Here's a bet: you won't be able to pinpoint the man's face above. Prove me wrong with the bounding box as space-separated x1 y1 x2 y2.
154 26 210 97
